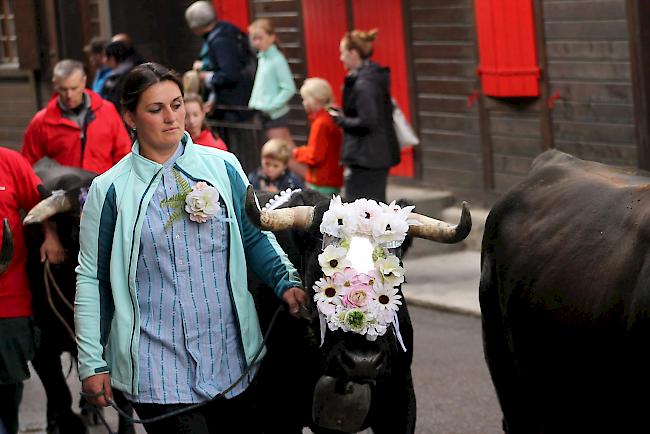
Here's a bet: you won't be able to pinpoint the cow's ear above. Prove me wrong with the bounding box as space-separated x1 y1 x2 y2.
37 184 52 199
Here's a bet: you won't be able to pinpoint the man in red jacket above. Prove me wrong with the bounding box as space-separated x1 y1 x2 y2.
21 59 131 174
0 147 63 434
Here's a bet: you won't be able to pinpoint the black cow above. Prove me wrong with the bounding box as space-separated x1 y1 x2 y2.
480 150 650 433
23 159 133 434
247 187 471 433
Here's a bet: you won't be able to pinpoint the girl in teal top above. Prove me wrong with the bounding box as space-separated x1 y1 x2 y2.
248 19 298 152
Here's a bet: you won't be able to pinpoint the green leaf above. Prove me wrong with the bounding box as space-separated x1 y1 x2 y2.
161 192 187 206
172 169 191 194
163 209 185 229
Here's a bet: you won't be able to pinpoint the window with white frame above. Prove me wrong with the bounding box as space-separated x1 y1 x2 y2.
0 0 18 64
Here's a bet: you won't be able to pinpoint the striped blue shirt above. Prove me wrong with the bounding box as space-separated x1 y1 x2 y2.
128 144 256 404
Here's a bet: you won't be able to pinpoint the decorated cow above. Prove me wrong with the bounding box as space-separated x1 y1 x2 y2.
247 187 471 433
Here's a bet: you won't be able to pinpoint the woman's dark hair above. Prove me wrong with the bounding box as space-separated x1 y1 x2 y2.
104 41 133 63
121 62 184 113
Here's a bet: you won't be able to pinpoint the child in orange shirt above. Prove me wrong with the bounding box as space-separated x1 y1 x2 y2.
293 78 343 195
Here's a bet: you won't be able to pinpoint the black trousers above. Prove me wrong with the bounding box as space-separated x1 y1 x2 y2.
131 384 259 434
0 383 23 434
344 165 389 203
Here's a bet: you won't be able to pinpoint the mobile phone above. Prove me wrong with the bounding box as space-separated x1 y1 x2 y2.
327 107 341 116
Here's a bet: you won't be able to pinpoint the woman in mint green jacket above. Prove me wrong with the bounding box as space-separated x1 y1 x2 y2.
248 18 297 149
75 62 306 433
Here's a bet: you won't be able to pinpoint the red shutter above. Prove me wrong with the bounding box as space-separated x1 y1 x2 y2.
212 0 249 31
474 0 540 97
352 0 413 177
301 0 348 105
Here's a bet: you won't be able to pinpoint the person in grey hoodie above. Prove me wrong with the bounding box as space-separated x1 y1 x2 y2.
331 29 400 203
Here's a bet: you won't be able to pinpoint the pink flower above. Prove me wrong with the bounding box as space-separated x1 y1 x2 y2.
345 284 372 308
357 270 382 290
332 267 360 290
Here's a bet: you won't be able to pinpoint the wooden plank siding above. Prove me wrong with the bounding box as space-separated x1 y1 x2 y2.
0 70 37 151
543 0 636 167
248 0 309 144
407 0 484 191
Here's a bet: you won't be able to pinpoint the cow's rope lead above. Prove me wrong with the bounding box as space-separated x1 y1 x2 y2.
80 303 287 427
43 259 76 343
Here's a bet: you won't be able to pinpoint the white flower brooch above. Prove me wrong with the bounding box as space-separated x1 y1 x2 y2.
161 170 220 228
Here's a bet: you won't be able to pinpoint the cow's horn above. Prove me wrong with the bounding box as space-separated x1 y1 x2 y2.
245 185 314 231
408 201 472 243
23 190 73 225
0 218 14 274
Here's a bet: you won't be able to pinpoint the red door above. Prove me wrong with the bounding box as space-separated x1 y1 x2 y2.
211 0 249 31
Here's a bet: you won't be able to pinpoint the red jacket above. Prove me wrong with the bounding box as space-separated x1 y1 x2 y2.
22 90 131 174
293 109 343 188
194 128 228 151
0 147 43 318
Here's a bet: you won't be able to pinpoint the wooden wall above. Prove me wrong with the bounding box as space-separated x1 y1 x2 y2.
248 0 310 144
543 0 635 166
404 0 636 196
0 70 38 151
406 0 484 192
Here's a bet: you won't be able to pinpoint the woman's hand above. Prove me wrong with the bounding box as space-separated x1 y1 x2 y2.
40 221 64 264
282 287 308 317
82 373 113 407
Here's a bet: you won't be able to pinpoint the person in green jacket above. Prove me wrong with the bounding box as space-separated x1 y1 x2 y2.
76 62 307 433
248 18 306 177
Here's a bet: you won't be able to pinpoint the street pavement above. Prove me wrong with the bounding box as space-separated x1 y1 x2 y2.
17 249 487 433
403 250 481 317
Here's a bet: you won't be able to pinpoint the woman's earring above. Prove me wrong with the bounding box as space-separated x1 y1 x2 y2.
131 127 136 133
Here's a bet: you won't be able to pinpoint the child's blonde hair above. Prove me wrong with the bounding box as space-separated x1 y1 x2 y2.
261 138 291 164
300 78 334 106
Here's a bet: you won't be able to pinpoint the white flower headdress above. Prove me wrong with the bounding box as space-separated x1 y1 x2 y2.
314 196 417 350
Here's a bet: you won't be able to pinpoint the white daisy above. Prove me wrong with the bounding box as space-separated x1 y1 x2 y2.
313 276 344 304
318 245 350 276
374 286 403 312
320 196 357 238
375 255 406 288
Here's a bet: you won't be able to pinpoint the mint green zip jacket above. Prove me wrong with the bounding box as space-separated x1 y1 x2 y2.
75 133 303 394
248 44 296 120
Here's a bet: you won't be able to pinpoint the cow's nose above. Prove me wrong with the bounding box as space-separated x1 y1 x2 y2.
339 350 386 380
